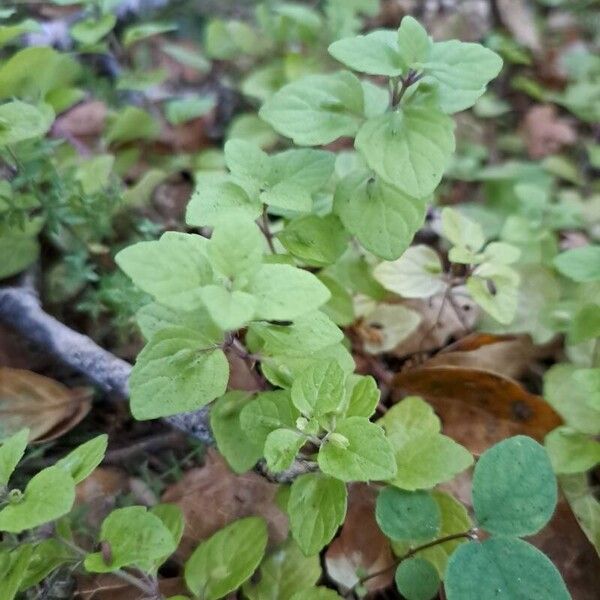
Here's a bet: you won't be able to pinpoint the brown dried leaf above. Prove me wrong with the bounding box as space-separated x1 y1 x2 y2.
496 0 541 52
0 367 92 442
392 366 562 455
425 333 537 379
521 105 577 159
53 100 107 139
161 449 288 558
325 484 394 594
75 575 187 599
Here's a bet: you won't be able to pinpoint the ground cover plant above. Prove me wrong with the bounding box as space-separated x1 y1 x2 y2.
0 0 599 599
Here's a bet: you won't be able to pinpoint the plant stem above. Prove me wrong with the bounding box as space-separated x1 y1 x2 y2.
357 529 477 586
260 204 276 253
392 70 423 107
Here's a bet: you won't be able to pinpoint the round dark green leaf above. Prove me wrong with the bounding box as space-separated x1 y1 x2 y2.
473 436 557 536
446 538 570 600
375 487 440 541
395 558 440 600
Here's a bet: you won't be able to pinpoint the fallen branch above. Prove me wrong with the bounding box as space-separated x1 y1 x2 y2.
0 282 214 445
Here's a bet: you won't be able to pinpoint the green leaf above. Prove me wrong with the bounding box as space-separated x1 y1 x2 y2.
0 466 75 533
278 215 349 267
545 427 600 474
0 428 29 486
373 245 445 298
151 504 185 552
84 506 176 573
441 208 485 253
445 538 570 600
395 558 440 600
545 365 600 434
291 588 342 600
200 286 257 331
569 303 600 344
129 327 228 420
259 71 366 146
211 391 264 473
136 303 220 341
344 375 379 418
225 139 271 193
0 231 40 280
354 104 455 198
123 22 177 47
55 434 107 484
574 368 600 412
165 96 215 125
249 264 330 320
318 417 396 482
185 517 268 599
248 312 343 358
0 545 33 600
376 487 440 541
554 246 600 282
106 106 159 143
240 391 300 446
473 436 557 536
243 539 321 600
397 16 432 66
288 473 347 556
116 232 213 311
334 171 427 260
378 397 473 490
71 14 116 45
467 263 520 325
318 274 354 327
186 179 262 227
423 41 503 113
328 30 404 76
0 101 54 146
264 429 306 472
291 361 346 418
19 539 74 591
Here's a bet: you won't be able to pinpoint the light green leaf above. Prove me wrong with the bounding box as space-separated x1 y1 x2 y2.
116 232 212 311
545 427 600 474
318 274 354 327
106 106 159 143
129 327 228 420
225 139 270 192
201 286 257 331
467 262 520 325
544 364 600 434
554 245 600 282
395 558 439 600
473 436 557 536
354 105 455 198
0 466 75 533
288 473 347 556
377 396 440 448
71 14 116 45
441 207 485 253
211 391 263 473
0 101 54 146
185 517 268 599
259 71 366 146
19 539 74 591
569 303 600 345
0 428 29 486
84 506 176 573
249 312 343 358
318 417 396 482
291 361 346 418
445 538 570 600
240 391 300 446
123 22 177 47
249 264 330 320
396 16 432 66
374 245 445 298
243 539 321 600
264 429 305 473
291 588 342 600
55 434 107 484
424 41 503 113
0 545 33 600
165 96 215 125
328 30 404 76
268 148 335 194
278 215 349 267
0 232 39 280
334 171 427 260
376 487 440 541
186 179 262 227
344 375 379 418
151 504 184 553
560 472 600 553
574 368 600 412
361 304 422 354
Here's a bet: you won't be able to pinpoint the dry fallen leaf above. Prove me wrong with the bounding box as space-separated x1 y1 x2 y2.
521 105 577 159
161 449 288 558
392 366 562 455
52 100 108 139
425 333 538 380
325 484 394 594
0 367 92 442
496 0 541 52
